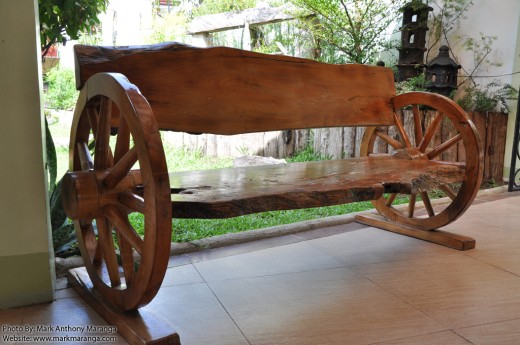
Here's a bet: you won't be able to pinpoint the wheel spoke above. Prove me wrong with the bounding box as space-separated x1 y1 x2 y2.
376 130 404 150
408 194 416 218
77 141 94 171
104 205 144 255
103 147 138 190
420 191 435 217
94 97 113 170
427 134 462 160
116 232 136 286
386 193 398 207
86 105 99 138
393 111 413 148
439 184 457 200
95 216 121 287
80 220 102 265
114 116 130 163
119 191 146 213
412 104 423 145
419 112 443 152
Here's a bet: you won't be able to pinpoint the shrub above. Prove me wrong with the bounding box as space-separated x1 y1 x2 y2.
44 65 79 110
456 81 518 113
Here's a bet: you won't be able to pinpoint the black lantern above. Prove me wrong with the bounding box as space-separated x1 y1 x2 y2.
396 0 432 81
425 45 461 97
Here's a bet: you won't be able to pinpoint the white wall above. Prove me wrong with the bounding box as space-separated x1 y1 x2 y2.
100 0 154 45
430 0 520 179
0 0 55 308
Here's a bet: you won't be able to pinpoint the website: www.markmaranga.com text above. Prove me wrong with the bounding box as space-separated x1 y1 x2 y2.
2 324 118 343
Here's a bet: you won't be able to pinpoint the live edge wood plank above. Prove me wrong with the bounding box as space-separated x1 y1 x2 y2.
74 43 396 134
355 214 476 251
168 156 466 219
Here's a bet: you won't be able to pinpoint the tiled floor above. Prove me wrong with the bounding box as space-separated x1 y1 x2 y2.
1 191 520 345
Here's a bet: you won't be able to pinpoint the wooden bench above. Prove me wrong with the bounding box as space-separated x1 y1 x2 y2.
62 42 483 344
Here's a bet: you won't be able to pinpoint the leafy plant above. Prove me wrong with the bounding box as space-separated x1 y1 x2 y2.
456 81 518 113
39 0 108 56
425 0 472 62
147 11 188 43
396 73 427 94
44 65 78 110
191 0 257 17
39 0 108 257
289 0 407 64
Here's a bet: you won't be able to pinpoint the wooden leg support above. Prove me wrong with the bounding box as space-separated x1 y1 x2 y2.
355 214 475 251
67 267 181 345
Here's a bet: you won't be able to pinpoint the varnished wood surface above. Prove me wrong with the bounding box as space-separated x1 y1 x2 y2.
68 268 181 345
65 73 172 311
356 214 476 250
168 156 466 218
74 43 396 134
360 92 483 230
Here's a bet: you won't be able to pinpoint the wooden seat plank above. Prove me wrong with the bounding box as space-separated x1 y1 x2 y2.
168 156 465 218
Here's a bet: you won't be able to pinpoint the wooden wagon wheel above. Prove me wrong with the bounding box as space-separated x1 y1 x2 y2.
62 73 171 311
360 92 483 230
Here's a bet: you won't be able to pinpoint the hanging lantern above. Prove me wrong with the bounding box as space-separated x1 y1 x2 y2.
425 45 461 97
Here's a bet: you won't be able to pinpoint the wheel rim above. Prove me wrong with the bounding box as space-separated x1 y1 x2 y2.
64 73 171 310
360 92 483 230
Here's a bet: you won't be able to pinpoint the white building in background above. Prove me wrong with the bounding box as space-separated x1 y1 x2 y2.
99 0 154 46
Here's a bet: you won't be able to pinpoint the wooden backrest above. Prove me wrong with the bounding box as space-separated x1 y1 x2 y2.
74 42 396 135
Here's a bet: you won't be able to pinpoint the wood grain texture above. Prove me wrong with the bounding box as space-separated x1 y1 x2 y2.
360 92 483 231
68 267 181 345
65 73 172 311
168 156 466 218
355 214 476 251
74 42 396 134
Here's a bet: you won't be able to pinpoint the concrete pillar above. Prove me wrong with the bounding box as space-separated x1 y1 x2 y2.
505 13 520 180
0 0 55 309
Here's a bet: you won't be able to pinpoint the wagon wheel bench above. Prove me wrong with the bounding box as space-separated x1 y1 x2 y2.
62 42 483 344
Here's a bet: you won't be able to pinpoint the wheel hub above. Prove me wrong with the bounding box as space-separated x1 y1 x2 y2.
62 170 101 220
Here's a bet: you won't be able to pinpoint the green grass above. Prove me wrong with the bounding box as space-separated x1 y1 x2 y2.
170 203 374 242
49 117 382 243
134 145 384 242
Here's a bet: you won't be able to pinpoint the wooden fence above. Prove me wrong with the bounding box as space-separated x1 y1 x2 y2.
163 111 508 185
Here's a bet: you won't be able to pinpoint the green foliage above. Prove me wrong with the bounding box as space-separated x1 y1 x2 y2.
147 11 188 43
39 0 108 55
456 81 518 113
427 0 472 50
192 0 256 17
287 144 329 162
396 73 427 94
289 0 406 64
39 0 107 256
163 143 233 172
44 65 79 110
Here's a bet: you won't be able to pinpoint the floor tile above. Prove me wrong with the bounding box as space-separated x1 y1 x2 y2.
209 267 445 345
455 319 520 345
373 330 472 344
161 264 204 287
14 298 128 344
0 305 25 326
147 283 249 345
294 222 367 240
353 254 520 329
168 254 194 268
186 234 303 263
306 227 457 267
193 241 342 281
